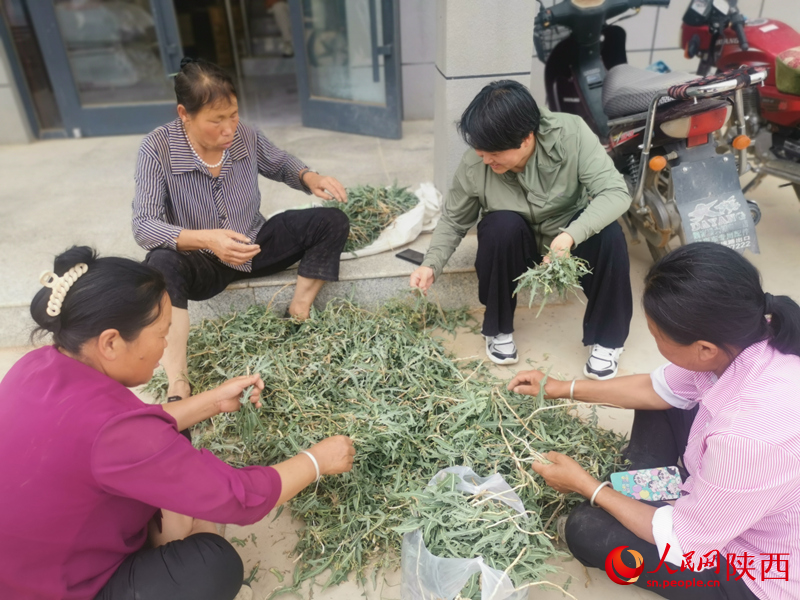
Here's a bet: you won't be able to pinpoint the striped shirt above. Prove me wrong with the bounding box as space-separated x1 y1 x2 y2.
651 340 800 599
132 118 309 271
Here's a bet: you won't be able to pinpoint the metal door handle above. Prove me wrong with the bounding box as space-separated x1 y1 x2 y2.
368 0 392 82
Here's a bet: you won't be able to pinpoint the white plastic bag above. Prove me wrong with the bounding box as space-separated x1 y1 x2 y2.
401 467 529 600
264 183 442 261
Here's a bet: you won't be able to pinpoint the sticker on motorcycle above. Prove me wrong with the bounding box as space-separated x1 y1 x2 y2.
609 126 644 149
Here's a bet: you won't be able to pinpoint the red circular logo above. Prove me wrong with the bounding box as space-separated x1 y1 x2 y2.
605 546 645 585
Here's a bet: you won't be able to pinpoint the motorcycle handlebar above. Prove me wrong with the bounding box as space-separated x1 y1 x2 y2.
731 13 749 51
539 0 668 29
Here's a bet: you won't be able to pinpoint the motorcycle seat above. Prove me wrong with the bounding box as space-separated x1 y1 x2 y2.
603 64 696 119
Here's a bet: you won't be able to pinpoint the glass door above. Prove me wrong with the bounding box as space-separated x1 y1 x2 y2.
26 0 182 137
290 0 402 139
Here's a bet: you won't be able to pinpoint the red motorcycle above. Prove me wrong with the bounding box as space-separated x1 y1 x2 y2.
682 0 800 199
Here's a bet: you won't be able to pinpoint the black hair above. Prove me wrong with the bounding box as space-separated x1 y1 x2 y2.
174 57 237 115
31 246 167 354
457 80 541 152
643 242 800 358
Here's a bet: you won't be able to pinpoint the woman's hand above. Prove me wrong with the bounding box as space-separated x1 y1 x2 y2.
302 171 348 203
542 232 575 263
205 229 261 265
409 266 435 294
206 374 265 415
532 451 598 497
507 370 569 398
306 436 356 475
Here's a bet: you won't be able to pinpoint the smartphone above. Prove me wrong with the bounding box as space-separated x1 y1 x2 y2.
396 249 425 266
610 466 682 501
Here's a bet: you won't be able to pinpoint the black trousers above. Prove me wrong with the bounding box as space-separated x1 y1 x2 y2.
564 407 759 600
475 210 633 346
95 533 243 600
145 207 349 310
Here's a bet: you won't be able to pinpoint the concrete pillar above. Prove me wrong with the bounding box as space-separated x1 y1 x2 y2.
433 0 535 193
0 42 33 145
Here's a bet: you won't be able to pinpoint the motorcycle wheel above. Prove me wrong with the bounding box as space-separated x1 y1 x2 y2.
642 167 683 262
747 199 762 226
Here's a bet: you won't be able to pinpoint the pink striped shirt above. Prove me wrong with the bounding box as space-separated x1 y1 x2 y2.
651 339 800 599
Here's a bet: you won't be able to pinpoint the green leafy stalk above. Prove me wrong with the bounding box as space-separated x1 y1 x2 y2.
513 250 592 317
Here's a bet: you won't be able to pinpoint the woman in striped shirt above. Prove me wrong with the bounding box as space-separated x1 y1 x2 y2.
508 243 800 599
133 58 350 405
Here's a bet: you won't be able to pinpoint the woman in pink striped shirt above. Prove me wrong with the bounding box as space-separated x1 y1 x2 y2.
509 242 800 599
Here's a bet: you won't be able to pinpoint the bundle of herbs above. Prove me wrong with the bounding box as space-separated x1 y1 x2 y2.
513 251 592 317
146 297 626 596
394 472 561 599
324 184 419 253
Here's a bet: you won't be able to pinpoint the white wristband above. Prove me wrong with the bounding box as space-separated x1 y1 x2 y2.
569 379 576 401
590 481 611 507
301 450 320 482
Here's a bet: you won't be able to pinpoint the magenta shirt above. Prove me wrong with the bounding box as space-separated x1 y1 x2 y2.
0 346 282 600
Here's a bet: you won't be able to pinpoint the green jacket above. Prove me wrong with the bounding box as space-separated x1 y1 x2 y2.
422 108 631 279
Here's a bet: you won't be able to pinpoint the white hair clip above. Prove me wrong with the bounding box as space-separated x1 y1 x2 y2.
39 263 88 317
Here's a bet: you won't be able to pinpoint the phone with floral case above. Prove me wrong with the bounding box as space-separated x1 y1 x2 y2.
609 466 682 501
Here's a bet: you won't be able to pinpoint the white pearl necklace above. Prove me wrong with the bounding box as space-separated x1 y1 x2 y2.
183 124 228 169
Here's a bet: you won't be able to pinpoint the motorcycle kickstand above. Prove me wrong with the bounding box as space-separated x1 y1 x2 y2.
742 171 766 195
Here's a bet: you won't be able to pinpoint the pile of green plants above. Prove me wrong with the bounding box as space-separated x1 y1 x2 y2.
147 297 626 597
324 184 419 253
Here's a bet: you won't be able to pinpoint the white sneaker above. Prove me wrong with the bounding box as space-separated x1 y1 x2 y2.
485 333 519 365
584 344 623 380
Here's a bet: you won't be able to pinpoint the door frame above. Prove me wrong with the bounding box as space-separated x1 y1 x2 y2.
289 0 403 139
26 0 183 137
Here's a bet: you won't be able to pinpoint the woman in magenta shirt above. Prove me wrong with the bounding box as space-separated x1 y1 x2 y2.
509 243 800 599
0 246 355 600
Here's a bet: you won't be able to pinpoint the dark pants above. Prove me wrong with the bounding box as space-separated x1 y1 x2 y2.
95 533 243 600
145 207 349 310
475 211 632 347
564 407 759 600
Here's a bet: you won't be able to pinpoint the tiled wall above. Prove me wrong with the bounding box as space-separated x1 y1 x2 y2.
621 0 800 72
530 0 800 102
400 0 436 120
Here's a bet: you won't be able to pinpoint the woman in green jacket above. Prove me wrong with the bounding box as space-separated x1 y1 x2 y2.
410 80 632 378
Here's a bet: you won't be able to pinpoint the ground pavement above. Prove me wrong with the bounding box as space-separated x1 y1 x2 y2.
2 118 800 599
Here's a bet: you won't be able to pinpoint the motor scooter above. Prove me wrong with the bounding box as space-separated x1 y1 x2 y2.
681 0 800 199
535 0 766 260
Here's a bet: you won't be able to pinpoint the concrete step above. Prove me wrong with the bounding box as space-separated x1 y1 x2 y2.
0 233 553 347
187 233 482 324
